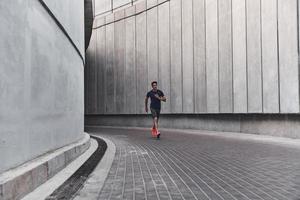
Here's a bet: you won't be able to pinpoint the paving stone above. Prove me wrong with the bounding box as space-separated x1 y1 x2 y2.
77 127 300 200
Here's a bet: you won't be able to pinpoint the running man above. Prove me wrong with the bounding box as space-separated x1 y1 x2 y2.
145 81 166 138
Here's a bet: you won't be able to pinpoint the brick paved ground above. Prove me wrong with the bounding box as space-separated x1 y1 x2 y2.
89 127 300 200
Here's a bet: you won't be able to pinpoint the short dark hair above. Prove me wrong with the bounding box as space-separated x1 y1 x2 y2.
151 81 157 86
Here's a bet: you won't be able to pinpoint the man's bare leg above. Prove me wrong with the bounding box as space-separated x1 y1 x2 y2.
154 117 160 138
154 117 158 130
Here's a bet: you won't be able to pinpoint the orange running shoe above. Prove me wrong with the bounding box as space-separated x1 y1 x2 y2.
151 128 157 137
156 130 160 139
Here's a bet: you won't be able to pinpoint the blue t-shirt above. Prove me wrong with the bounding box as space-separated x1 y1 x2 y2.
146 90 164 110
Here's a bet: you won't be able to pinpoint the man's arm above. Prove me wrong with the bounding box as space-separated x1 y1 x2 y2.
154 93 166 102
145 97 148 112
160 96 166 102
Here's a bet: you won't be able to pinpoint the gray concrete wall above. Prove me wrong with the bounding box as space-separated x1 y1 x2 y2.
86 114 300 139
0 0 85 173
86 0 300 115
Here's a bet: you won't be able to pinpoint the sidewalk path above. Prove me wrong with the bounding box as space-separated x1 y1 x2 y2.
84 127 300 200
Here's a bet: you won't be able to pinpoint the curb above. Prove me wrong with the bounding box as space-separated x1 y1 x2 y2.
0 133 90 200
73 135 116 200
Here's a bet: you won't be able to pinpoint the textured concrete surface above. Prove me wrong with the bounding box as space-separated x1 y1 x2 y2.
193 0 206 113
42 0 85 56
86 0 300 115
246 0 263 113
158 0 171 113
169 0 182 113
0 0 84 173
182 0 194 113
147 0 158 89
80 127 300 200
135 1 147 114
205 0 219 113
0 134 90 200
232 0 247 113
125 6 137 114
261 0 279 113
278 0 299 113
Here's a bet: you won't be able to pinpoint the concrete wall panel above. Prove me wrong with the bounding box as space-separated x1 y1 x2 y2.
182 0 194 113
205 0 219 113
86 114 300 139
136 1 148 114
96 19 106 114
261 0 279 113
85 33 91 114
85 32 97 114
232 0 247 113
114 11 126 113
158 1 171 113
95 0 111 16
246 0 262 113
113 0 131 9
105 15 115 114
218 0 233 113
43 0 85 56
170 0 183 113
87 0 300 117
193 0 207 113
147 0 159 89
0 0 84 173
278 0 299 113
125 6 137 114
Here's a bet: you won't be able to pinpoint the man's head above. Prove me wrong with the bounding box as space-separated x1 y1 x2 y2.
151 81 158 91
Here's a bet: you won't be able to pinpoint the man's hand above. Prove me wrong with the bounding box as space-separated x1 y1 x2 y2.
145 107 148 113
155 94 166 102
154 94 160 100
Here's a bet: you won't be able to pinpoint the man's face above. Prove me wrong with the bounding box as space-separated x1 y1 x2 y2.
152 83 157 90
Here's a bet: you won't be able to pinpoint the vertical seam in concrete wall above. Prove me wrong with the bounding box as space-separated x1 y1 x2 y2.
135 7 138 114
192 0 195 113
104 18 107 114
231 0 234 113
103 23 106 114
113 15 116 113
260 0 264 113
245 0 249 113
297 0 300 111
157 0 160 88
217 0 220 112
181 0 184 113
204 0 207 113
95 27 98 113
276 0 281 113
169 0 172 113
146 4 149 91
124 15 127 113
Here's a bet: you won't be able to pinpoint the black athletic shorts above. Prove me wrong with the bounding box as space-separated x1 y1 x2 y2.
150 108 160 119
